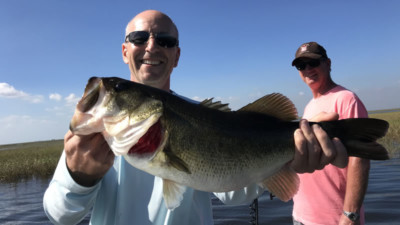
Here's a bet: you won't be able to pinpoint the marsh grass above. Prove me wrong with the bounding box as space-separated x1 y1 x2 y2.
0 140 63 183
369 111 400 159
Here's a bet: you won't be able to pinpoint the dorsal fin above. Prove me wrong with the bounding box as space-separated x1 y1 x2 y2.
238 93 298 121
200 98 231 112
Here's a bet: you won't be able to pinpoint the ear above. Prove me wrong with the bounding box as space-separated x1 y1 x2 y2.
173 47 181 68
326 58 331 66
326 58 332 71
122 43 129 64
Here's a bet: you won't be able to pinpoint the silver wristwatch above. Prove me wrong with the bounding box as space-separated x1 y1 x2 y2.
343 210 360 221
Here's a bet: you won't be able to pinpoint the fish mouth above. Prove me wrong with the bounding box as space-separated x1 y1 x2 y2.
69 77 106 134
69 76 166 156
103 112 163 156
77 77 102 113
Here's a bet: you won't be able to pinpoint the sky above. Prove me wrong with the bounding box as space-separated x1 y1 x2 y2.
1 0 399 145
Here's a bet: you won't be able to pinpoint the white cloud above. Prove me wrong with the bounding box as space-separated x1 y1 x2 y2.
0 83 28 98
0 83 43 103
65 93 80 105
45 106 63 112
49 93 62 101
191 96 204 102
298 91 305 96
30 95 44 103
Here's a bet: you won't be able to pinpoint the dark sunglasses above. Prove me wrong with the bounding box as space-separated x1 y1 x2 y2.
294 59 321 71
125 31 179 48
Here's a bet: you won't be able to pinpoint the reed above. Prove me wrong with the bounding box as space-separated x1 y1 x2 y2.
369 111 400 158
0 140 63 183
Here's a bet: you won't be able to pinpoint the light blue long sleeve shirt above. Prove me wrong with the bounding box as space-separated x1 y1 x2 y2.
43 152 264 225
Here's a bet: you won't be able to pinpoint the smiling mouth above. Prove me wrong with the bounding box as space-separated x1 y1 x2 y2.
142 60 162 65
306 73 318 79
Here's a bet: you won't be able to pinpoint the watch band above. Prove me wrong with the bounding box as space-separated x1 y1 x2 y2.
343 210 360 221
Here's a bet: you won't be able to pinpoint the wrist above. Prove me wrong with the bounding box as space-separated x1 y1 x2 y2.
67 163 101 187
343 210 360 222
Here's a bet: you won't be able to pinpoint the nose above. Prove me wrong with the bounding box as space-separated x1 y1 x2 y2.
145 35 158 52
303 64 314 71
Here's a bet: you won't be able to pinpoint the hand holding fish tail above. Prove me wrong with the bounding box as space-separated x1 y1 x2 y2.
291 112 348 173
310 124 348 169
309 112 348 169
309 111 339 123
330 137 348 168
292 120 320 173
64 130 114 187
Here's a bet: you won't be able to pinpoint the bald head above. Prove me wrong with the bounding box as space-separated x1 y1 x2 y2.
125 10 179 38
122 10 180 91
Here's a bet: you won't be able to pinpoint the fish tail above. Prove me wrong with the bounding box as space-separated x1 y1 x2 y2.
318 118 389 160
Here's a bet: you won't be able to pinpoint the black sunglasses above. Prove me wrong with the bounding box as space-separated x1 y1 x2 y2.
125 31 179 48
294 59 321 71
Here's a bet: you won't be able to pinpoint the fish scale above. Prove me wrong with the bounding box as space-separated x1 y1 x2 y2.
70 76 389 210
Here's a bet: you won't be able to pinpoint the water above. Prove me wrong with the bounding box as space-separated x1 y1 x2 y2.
0 179 89 225
1 159 399 224
0 179 52 224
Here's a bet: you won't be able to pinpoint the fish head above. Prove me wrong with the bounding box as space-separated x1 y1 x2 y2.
70 77 164 156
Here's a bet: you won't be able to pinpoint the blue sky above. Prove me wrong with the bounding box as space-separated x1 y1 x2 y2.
1 0 399 145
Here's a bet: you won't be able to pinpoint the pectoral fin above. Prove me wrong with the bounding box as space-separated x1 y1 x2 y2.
259 165 299 202
165 148 191 174
162 179 187 210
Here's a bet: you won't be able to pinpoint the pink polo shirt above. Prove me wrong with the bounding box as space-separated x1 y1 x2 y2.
292 85 368 225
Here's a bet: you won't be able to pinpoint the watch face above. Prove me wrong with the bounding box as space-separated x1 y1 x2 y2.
348 212 359 221
344 211 360 221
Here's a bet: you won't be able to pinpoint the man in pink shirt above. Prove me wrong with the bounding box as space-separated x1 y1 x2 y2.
291 42 369 225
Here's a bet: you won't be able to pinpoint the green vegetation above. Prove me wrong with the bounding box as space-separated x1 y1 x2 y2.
0 111 399 183
0 140 63 183
369 111 400 159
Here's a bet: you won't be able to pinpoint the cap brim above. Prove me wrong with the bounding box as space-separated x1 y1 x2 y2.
291 53 323 66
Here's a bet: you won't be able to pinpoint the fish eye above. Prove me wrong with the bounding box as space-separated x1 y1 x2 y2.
115 81 130 92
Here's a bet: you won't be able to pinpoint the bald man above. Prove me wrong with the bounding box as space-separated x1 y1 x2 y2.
43 10 347 225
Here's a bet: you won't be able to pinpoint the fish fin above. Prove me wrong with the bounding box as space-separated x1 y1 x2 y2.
318 118 390 160
259 165 299 202
162 179 187 210
165 148 192 174
200 98 231 112
239 93 298 121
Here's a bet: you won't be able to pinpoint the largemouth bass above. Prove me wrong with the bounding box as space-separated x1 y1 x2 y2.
70 77 389 210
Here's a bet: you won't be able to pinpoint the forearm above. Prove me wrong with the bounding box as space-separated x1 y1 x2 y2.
343 157 370 212
43 151 100 225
